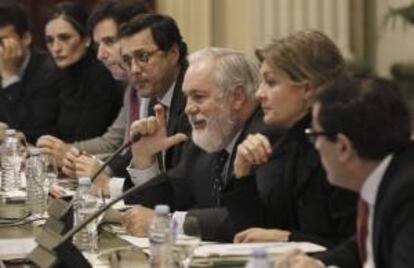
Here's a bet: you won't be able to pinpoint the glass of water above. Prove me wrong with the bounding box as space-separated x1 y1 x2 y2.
42 154 58 190
173 216 202 268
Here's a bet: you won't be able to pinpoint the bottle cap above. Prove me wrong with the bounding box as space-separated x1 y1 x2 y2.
154 204 170 215
78 176 91 185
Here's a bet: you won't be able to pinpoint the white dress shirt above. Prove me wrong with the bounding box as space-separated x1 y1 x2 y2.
360 154 393 268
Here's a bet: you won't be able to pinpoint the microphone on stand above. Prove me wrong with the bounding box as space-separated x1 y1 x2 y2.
44 133 142 235
27 170 167 268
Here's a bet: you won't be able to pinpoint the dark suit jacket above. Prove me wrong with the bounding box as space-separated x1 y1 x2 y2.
319 141 414 268
118 65 190 181
125 108 284 242
222 114 357 248
0 49 61 143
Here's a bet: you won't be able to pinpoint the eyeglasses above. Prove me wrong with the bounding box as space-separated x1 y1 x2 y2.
305 128 337 144
122 48 160 70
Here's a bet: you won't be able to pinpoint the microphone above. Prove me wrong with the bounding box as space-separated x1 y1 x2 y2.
45 132 142 235
28 172 167 268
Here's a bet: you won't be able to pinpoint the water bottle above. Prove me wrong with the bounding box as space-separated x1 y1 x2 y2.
25 148 47 218
73 176 99 252
149 204 173 268
1 129 19 191
245 247 272 268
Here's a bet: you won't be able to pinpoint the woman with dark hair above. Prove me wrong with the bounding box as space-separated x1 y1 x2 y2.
39 2 122 144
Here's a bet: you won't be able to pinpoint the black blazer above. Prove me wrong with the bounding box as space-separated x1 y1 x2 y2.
319 141 414 268
0 49 61 143
125 108 284 242
222 114 357 248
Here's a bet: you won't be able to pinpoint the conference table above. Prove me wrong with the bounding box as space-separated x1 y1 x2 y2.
0 194 149 268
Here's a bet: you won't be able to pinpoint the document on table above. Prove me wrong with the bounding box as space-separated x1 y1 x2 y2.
119 235 149 248
194 241 326 258
0 238 36 260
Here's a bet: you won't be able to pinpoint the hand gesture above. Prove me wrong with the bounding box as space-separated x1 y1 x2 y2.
130 104 187 169
234 133 272 178
277 249 326 268
62 147 81 177
0 37 24 79
234 227 290 243
122 205 155 236
36 135 70 167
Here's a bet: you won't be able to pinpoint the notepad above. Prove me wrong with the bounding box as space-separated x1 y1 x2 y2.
194 241 326 258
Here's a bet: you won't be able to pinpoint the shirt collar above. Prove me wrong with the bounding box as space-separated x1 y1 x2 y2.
360 154 393 206
158 81 176 109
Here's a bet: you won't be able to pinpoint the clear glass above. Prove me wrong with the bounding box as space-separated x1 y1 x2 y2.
42 154 58 188
77 188 105 253
172 216 201 268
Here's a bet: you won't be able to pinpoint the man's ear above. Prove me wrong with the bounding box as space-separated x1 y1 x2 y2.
336 133 355 163
229 85 247 110
303 83 317 101
21 32 32 48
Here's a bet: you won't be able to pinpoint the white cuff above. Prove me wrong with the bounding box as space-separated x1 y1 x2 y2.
127 162 159 186
109 177 125 199
172 211 188 235
2 75 19 88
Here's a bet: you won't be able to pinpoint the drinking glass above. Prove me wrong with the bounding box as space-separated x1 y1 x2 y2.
173 216 202 268
42 154 58 188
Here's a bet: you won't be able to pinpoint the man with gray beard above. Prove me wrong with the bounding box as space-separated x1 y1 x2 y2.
121 47 282 241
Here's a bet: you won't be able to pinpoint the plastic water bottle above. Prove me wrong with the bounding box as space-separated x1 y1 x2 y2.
244 248 272 268
1 129 19 191
25 148 46 218
149 204 173 268
73 176 99 252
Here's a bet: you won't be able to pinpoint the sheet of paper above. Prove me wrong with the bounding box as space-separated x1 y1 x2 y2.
194 241 326 258
119 235 150 248
0 238 36 260
4 190 26 201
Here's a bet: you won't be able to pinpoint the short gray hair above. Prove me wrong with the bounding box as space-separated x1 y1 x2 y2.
188 47 259 102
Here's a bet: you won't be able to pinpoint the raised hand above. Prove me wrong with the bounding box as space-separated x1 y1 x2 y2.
234 133 272 178
130 104 187 169
0 37 24 80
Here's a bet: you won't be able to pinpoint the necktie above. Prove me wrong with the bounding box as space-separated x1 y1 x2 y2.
147 97 158 116
147 97 165 171
126 88 139 139
213 150 229 206
357 197 369 263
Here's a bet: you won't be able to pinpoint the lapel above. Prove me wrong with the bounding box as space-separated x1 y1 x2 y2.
166 65 187 136
164 65 188 169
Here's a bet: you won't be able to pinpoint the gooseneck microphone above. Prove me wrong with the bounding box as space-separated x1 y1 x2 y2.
45 133 142 234
28 168 167 268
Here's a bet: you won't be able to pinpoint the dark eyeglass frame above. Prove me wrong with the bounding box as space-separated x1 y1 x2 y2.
305 128 337 144
122 48 161 70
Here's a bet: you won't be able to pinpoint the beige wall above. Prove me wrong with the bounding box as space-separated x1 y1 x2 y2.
157 0 363 60
157 0 256 54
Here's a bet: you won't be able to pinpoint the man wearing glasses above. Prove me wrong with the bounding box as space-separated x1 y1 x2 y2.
278 75 414 268
69 14 191 198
